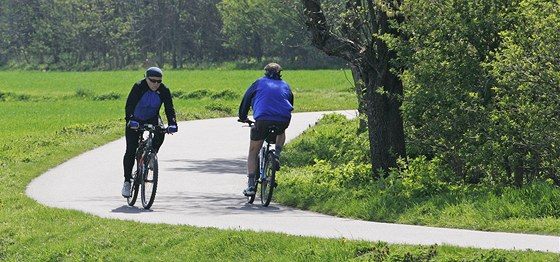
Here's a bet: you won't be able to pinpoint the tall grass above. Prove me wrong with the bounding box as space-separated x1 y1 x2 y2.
0 71 557 260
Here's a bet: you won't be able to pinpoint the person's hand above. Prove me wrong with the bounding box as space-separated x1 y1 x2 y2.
167 125 178 133
127 120 139 130
238 118 254 125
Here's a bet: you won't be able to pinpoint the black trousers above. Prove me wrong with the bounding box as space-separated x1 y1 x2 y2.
122 125 164 182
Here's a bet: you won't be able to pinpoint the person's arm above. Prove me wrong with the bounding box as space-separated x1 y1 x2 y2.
288 87 294 107
161 86 177 126
125 81 143 121
238 81 258 120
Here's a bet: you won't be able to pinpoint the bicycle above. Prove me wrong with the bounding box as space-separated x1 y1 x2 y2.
127 123 169 209
239 119 279 207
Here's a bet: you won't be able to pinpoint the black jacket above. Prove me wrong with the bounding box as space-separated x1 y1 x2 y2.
124 79 177 126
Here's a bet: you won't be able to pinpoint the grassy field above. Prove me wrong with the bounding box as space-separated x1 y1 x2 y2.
0 70 558 261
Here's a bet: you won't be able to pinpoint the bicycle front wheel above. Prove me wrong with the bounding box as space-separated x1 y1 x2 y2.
141 152 159 209
260 151 277 207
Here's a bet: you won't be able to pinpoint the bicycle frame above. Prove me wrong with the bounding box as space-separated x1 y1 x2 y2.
136 125 158 178
258 128 277 182
127 123 167 209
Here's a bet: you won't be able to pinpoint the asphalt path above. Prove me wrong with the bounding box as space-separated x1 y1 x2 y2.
26 111 559 253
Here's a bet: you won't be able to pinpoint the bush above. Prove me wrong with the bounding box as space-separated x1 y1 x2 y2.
93 92 120 101
284 113 369 168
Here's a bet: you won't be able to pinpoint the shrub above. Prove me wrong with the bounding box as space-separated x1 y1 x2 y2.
93 92 120 101
211 89 238 100
75 88 94 98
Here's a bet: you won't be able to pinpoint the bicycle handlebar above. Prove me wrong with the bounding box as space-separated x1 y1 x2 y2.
137 124 172 134
237 118 255 126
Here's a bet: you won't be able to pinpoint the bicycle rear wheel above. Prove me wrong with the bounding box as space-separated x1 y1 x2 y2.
141 152 158 209
260 151 277 207
127 163 141 206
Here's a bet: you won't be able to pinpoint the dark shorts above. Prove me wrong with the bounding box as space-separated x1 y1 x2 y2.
250 120 290 141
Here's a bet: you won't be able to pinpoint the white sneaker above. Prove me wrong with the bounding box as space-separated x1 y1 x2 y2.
243 186 256 196
121 181 131 198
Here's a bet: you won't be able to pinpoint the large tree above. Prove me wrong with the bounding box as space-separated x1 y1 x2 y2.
301 0 406 175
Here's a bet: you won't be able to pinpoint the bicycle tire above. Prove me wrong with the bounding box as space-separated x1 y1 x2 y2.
141 152 158 209
247 177 258 204
260 151 277 207
127 162 141 206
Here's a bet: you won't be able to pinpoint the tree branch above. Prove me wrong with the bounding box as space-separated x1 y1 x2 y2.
301 0 363 63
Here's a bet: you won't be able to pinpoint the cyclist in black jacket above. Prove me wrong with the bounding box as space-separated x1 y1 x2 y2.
121 67 178 198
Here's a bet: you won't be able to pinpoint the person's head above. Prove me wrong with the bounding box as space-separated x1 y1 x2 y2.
264 63 282 80
145 67 163 90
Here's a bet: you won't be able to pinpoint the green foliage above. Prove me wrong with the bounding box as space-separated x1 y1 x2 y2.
211 89 238 100
204 102 234 115
398 156 455 198
75 89 120 101
173 89 239 100
93 92 120 101
75 88 95 98
285 113 370 167
393 0 560 186
175 89 211 99
487 0 560 185
0 91 31 101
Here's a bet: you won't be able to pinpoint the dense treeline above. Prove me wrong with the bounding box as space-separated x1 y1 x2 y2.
397 0 560 187
0 0 341 70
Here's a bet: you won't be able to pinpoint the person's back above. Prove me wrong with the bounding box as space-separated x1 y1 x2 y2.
251 77 293 122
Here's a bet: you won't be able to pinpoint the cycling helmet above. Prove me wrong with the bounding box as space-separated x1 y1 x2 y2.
264 63 282 79
146 67 163 77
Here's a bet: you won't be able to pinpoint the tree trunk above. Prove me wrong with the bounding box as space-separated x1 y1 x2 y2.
359 60 406 175
301 0 406 175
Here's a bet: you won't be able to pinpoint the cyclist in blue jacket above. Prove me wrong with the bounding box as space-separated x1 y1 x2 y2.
238 63 294 196
121 67 178 198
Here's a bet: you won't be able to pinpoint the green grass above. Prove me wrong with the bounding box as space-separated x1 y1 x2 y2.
0 70 558 260
277 113 560 237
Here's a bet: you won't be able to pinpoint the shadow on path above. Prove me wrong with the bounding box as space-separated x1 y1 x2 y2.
163 157 246 174
112 205 155 214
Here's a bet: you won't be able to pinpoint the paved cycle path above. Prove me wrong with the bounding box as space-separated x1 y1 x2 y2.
26 111 559 253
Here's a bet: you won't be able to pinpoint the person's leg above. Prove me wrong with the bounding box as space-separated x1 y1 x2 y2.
123 128 140 182
152 132 165 153
245 139 264 194
275 133 286 157
122 127 139 197
244 123 267 195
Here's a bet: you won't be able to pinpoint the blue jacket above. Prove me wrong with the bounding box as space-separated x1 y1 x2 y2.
125 79 177 125
238 76 294 122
